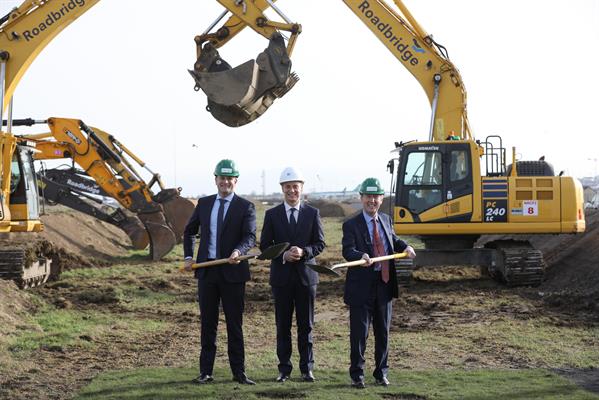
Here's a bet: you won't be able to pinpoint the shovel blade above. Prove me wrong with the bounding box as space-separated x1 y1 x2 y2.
154 189 195 244
257 242 290 260
306 263 342 277
138 211 177 261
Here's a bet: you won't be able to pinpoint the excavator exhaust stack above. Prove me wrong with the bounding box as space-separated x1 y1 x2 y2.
190 33 298 127
153 188 195 244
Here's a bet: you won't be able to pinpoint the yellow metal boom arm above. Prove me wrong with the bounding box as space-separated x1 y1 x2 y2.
197 0 471 140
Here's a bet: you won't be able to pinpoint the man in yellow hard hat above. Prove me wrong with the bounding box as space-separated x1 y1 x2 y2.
183 159 257 385
260 167 325 383
342 177 416 389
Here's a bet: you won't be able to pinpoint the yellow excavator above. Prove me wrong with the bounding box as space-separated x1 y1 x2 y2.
24 117 193 257
0 1 194 287
192 0 586 286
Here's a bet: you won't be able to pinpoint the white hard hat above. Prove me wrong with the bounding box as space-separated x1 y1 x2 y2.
279 167 305 184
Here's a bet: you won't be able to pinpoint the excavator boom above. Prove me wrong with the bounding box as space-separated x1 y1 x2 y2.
19 117 194 260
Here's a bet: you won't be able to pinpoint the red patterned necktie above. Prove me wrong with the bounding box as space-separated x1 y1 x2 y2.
372 217 389 283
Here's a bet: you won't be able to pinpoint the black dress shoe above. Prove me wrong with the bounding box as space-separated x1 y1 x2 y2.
301 371 315 382
232 372 256 385
192 373 213 384
351 379 366 389
276 373 290 383
375 376 390 386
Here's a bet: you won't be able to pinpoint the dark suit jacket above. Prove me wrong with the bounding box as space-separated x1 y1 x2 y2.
260 203 325 287
183 194 256 282
342 211 407 306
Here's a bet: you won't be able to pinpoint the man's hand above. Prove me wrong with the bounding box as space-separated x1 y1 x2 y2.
284 246 304 262
405 245 417 259
183 258 193 272
361 253 373 266
228 250 241 264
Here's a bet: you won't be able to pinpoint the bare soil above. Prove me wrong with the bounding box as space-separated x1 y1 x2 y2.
1 206 598 399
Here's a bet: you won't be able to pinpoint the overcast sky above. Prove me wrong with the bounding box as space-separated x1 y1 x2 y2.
2 0 598 196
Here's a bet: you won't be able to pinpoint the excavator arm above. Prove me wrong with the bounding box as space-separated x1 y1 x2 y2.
37 168 150 250
189 0 301 127
194 0 471 140
0 0 100 111
18 117 194 260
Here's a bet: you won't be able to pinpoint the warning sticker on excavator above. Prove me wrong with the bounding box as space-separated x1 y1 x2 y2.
522 200 539 216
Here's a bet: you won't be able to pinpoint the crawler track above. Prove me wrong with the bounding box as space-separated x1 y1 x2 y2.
0 249 51 289
486 240 545 287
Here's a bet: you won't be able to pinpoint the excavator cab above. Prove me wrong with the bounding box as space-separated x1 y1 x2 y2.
9 145 43 229
189 33 298 127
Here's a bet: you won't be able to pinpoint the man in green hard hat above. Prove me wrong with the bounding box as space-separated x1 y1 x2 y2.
342 177 416 389
183 159 257 385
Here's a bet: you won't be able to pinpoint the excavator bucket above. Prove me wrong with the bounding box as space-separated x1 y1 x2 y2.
137 211 177 261
190 33 298 127
117 216 150 250
153 189 195 243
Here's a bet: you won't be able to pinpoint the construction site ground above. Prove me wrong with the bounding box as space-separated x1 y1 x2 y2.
0 204 598 399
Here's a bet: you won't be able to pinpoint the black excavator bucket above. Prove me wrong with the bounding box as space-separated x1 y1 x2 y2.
153 188 195 244
137 211 177 261
117 216 150 250
190 33 299 127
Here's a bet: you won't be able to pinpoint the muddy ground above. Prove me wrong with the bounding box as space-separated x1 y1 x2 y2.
0 205 598 399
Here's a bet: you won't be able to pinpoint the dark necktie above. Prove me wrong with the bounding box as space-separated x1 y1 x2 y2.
216 198 226 258
372 218 389 283
289 208 297 235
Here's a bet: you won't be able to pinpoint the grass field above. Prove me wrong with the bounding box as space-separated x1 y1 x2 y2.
1 213 598 399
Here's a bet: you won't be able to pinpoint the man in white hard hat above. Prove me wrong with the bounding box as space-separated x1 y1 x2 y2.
260 167 325 383
342 177 416 389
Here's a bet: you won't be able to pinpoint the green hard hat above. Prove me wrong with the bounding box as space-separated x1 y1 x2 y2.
214 159 239 177
359 177 384 195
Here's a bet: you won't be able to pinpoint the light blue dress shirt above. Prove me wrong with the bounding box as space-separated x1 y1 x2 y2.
208 192 235 259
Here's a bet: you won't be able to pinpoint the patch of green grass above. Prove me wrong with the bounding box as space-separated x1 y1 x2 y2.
8 308 165 353
74 367 599 400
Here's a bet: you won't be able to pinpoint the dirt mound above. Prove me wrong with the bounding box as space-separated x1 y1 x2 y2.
535 209 599 311
0 206 133 279
480 209 599 310
0 280 38 337
307 199 357 218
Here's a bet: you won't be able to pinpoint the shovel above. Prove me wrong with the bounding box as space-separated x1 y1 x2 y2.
180 242 289 271
307 252 408 277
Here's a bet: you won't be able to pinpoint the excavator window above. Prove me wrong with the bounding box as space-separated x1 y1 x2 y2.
403 151 442 186
450 150 468 181
10 153 22 194
403 151 443 213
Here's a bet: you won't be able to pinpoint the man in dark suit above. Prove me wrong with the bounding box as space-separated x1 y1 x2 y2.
342 177 416 389
183 159 257 385
260 167 325 383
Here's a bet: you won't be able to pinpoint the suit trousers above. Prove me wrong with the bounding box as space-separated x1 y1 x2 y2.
271 268 316 375
197 268 246 376
349 275 392 381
